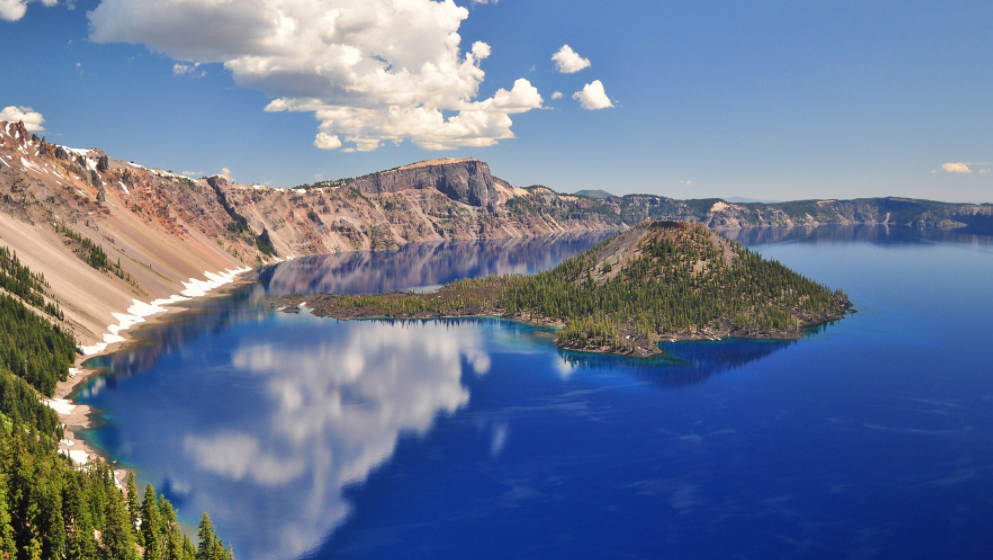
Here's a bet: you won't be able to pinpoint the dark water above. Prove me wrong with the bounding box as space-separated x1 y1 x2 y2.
78 227 993 560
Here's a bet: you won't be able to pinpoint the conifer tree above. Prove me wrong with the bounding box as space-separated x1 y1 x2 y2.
100 491 138 560
196 513 215 560
182 536 196 560
0 477 16 560
25 537 41 560
125 472 139 541
140 484 161 560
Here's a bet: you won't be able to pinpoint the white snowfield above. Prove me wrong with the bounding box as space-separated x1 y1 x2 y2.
45 398 76 415
61 449 90 466
80 267 252 356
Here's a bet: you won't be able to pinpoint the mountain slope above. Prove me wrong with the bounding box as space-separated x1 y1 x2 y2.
0 117 985 352
0 121 252 351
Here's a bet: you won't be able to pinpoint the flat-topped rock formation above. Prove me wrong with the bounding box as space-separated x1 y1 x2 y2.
349 157 498 208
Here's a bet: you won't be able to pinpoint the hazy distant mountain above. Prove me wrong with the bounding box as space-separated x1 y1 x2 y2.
574 189 615 198
724 196 780 204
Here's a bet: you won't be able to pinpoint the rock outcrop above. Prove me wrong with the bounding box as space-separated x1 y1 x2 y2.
350 158 499 209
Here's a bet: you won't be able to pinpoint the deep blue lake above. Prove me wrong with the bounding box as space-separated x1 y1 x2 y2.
78 227 993 560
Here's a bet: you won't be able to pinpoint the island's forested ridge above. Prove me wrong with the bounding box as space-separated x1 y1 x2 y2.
279 221 853 357
0 246 233 560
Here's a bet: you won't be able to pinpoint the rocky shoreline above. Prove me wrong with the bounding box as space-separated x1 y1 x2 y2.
47 273 255 482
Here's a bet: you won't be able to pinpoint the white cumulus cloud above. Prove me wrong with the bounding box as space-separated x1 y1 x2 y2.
314 132 342 151
172 62 205 77
551 91 563 100
87 0 543 151
552 44 591 74
0 0 57 22
573 80 613 110
942 162 971 174
0 106 46 131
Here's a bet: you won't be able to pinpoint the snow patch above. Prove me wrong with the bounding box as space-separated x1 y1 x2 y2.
20 157 45 174
60 449 89 466
151 294 190 306
80 342 108 356
118 181 130 195
45 398 76 415
81 268 250 356
181 267 251 297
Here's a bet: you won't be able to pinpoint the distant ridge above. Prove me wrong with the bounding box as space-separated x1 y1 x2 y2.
575 189 614 198
724 196 780 204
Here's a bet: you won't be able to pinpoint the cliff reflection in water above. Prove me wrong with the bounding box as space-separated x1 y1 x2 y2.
723 224 993 247
259 231 614 295
83 232 611 382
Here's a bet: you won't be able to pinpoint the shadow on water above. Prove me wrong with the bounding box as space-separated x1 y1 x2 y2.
723 224 993 247
557 323 837 388
559 338 797 389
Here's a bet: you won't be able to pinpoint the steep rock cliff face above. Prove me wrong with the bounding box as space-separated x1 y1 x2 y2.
217 178 607 257
349 158 499 209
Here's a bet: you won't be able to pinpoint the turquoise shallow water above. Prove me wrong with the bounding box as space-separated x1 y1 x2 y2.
79 227 993 560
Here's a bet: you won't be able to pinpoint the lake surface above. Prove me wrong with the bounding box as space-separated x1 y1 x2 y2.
78 226 993 560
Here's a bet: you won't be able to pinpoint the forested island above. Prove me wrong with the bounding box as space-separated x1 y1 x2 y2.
278 221 854 358
0 246 233 560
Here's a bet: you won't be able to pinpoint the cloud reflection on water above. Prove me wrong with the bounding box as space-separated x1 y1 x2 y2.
181 319 489 559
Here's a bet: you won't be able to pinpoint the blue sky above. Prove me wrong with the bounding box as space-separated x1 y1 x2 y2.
1 0 991 202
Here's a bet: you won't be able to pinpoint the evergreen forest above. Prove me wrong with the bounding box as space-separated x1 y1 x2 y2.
0 244 232 559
